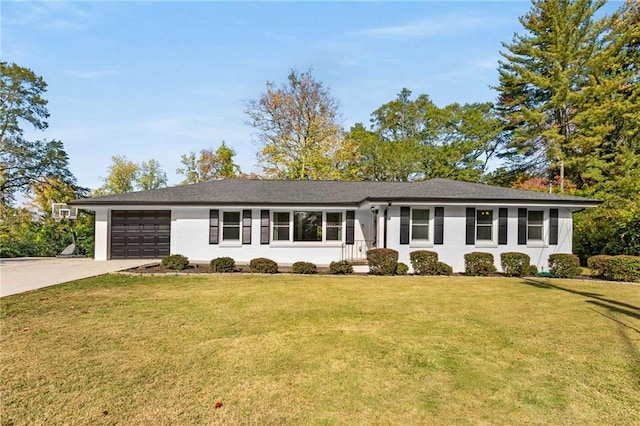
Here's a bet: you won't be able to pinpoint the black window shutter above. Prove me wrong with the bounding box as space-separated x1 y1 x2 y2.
434 207 444 245
466 208 475 245
400 207 410 245
345 211 355 245
209 210 219 245
260 210 269 245
498 208 508 245
518 208 527 245
242 210 252 244
549 208 559 245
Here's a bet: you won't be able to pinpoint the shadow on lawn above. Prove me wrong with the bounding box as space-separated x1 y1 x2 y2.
520 278 640 335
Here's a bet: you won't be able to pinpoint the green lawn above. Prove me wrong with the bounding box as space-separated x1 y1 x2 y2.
1 274 639 425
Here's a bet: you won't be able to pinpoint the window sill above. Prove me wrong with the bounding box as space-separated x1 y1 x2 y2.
410 241 434 248
475 242 497 248
220 242 242 248
270 242 344 248
526 241 547 248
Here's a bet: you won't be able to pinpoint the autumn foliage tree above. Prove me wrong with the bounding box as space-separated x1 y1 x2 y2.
177 141 241 184
245 68 345 180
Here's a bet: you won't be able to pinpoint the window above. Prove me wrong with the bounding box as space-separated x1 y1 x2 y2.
294 211 322 241
411 209 430 241
527 211 544 241
222 211 240 241
476 209 493 241
273 212 290 241
326 212 343 241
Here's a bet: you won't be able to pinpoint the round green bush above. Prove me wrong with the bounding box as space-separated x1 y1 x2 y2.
548 253 581 278
586 254 612 277
410 250 439 275
464 252 497 276
161 254 189 271
329 260 353 274
249 257 278 274
366 248 399 276
210 256 235 273
500 252 531 277
292 261 318 274
433 261 453 276
396 262 409 275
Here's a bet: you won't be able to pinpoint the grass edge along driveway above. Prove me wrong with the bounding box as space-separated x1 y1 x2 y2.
1 274 639 425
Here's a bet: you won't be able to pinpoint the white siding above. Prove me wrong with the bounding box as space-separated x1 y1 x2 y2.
89 203 576 271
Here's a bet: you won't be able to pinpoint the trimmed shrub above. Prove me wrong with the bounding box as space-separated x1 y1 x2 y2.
249 257 278 274
527 265 539 276
366 248 399 276
587 254 613 277
602 255 640 282
396 262 409 276
500 252 531 277
210 256 235 273
410 250 439 275
464 252 497 276
161 254 189 271
432 261 453 276
548 253 581 278
329 260 353 275
292 261 318 274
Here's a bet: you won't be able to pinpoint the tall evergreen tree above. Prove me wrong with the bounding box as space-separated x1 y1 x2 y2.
495 0 608 183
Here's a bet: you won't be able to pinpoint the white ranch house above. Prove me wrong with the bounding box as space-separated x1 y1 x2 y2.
70 178 600 272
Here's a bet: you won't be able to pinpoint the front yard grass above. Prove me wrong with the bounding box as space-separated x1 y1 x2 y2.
1 274 639 425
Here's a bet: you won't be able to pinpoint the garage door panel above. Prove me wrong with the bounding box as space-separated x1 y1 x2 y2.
110 210 171 259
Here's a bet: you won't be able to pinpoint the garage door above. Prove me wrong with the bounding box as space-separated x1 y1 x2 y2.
110 210 171 259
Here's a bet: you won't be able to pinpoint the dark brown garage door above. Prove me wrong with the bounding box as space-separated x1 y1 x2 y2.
111 210 171 259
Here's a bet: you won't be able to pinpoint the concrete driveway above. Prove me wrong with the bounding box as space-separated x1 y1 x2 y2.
0 258 154 297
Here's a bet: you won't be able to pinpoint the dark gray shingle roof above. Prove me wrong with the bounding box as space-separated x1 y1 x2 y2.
71 178 602 207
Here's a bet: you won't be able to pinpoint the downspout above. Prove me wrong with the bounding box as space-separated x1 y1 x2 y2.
383 201 391 248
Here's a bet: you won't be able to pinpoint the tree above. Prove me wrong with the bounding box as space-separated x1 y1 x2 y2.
346 89 505 182
495 0 608 181
94 155 139 195
138 159 168 191
0 61 75 205
245 68 345 180
177 141 241 184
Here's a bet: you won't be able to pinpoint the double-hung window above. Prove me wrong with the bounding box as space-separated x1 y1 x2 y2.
411 209 430 241
325 212 343 241
273 212 290 241
476 209 493 241
222 211 240 241
527 211 544 241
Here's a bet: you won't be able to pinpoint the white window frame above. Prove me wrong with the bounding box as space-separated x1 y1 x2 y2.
325 211 344 242
475 208 497 247
270 210 345 244
527 210 544 242
410 207 432 246
221 210 241 242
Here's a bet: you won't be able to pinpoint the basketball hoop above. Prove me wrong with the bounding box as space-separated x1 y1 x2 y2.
51 202 83 257
52 203 78 222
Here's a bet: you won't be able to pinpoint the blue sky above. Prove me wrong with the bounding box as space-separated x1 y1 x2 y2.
2 0 621 191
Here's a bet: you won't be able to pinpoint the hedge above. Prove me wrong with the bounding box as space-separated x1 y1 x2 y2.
249 257 278 274
409 250 439 275
500 252 531 277
464 252 497 276
586 254 612 277
396 262 409 276
548 253 581 278
602 255 640 282
210 256 235 273
161 254 189 271
366 248 398 276
292 261 318 274
329 260 353 275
